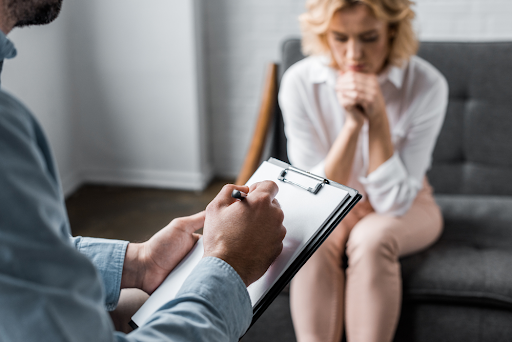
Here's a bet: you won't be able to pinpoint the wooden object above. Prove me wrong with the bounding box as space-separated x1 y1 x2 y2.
235 63 279 185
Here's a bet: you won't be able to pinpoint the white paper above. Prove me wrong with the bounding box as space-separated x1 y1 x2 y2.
132 161 349 327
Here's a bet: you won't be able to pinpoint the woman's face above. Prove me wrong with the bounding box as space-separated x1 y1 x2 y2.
326 4 392 74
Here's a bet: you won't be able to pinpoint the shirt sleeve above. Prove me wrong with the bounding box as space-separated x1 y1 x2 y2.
0 93 252 342
71 236 128 311
122 257 252 342
359 70 449 216
0 94 117 342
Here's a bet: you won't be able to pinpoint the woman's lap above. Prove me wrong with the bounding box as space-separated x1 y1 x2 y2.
290 181 443 341
349 183 442 259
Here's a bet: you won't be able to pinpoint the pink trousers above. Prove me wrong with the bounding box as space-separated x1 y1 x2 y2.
290 179 443 342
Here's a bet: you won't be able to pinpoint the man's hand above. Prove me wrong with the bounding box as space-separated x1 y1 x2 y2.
121 212 204 294
203 182 286 287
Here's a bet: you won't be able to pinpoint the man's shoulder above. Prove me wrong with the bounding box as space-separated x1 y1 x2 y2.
0 88 56 179
0 89 31 113
0 89 40 142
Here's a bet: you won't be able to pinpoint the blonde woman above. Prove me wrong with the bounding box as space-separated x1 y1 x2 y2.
279 0 448 341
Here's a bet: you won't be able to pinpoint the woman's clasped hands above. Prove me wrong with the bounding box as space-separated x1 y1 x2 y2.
335 70 387 127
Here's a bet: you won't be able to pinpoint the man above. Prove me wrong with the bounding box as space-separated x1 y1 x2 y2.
0 0 286 341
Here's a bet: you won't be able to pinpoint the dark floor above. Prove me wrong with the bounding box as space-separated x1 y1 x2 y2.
66 178 232 242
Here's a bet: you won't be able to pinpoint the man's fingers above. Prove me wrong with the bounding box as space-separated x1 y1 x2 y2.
211 184 250 208
272 197 282 209
272 240 285 264
249 180 279 200
171 211 206 233
185 211 206 230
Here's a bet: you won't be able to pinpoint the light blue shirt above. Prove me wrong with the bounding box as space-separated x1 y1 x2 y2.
0 31 252 341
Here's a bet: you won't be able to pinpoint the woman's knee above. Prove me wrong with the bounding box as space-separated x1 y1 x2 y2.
346 215 400 263
308 223 349 267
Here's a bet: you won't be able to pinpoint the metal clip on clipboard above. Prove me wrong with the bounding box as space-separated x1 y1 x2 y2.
278 166 329 194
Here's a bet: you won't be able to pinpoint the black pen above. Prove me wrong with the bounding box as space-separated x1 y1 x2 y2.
231 189 247 201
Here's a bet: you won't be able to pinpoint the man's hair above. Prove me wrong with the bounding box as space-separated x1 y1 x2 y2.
299 0 418 67
8 0 62 28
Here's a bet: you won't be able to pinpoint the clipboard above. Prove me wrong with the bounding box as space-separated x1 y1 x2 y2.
129 158 361 330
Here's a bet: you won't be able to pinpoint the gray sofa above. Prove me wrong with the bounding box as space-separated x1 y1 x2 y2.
242 40 512 342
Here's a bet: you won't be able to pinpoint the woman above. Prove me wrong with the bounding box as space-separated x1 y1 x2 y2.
279 0 448 341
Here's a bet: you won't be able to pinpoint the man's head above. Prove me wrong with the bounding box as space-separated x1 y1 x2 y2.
1 0 62 33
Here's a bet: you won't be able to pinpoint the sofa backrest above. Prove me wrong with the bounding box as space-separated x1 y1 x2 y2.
276 39 512 196
419 42 512 195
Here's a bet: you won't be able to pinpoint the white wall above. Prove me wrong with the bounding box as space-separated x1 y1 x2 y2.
3 0 211 195
205 0 512 178
70 0 211 191
415 0 512 41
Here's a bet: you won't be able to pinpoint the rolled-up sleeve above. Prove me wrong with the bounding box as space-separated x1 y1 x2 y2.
359 152 420 215
71 236 128 311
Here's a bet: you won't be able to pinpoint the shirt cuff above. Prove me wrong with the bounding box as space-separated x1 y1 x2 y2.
176 257 252 338
359 152 407 190
72 236 128 311
359 152 420 215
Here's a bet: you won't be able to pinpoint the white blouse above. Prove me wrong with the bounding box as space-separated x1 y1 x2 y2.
279 55 448 216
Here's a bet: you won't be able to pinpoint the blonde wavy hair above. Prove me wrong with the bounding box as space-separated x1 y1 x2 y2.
299 0 418 68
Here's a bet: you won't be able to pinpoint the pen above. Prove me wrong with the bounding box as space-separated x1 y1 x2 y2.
231 189 247 201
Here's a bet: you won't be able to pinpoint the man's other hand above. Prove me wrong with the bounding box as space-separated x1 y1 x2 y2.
203 181 286 287
121 212 204 294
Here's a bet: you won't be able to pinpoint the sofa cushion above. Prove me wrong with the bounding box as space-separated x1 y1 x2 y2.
395 303 512 342
419 42 512 196
401 195 512 308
